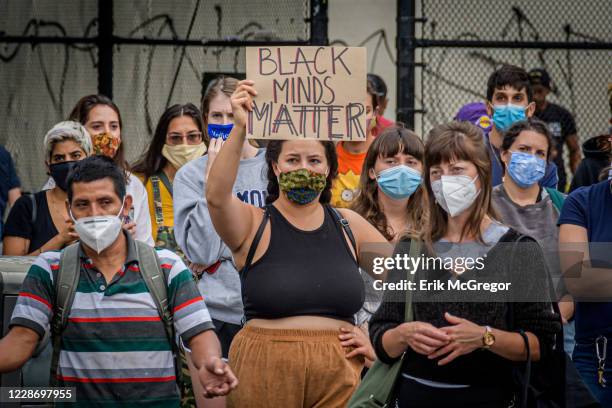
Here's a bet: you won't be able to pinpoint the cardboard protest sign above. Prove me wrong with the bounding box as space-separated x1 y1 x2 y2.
246 46 367 141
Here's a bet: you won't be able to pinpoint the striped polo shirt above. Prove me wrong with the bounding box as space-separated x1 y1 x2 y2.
10 233 214 407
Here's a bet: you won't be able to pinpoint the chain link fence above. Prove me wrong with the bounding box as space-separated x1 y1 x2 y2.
1 0 312 191
414 0 612 183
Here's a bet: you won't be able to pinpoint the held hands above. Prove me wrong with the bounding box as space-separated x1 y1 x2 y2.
398 321 451 356
197 356 238 398
339 326 376 363
427 312 485 366
230 80 257 129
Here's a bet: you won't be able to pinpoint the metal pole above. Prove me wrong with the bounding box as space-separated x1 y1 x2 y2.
98 0 113 98
396 0 416 128
310 0 329 46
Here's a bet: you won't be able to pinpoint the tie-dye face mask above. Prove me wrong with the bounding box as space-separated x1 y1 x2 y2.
278 168 327 205
92 132 120 158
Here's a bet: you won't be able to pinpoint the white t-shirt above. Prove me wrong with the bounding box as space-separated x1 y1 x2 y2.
42 173 154 246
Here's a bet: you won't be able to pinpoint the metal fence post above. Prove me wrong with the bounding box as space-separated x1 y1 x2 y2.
310 0 328 46
98 0 113 98
396 0 416 129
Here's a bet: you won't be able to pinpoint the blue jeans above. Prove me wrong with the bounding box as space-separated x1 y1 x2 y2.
563 320 576 357
573 340 612 407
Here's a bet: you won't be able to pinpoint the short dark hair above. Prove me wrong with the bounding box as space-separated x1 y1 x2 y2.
67 155 126 203
500 118 553 170
367 73 387 97
486 64 533 102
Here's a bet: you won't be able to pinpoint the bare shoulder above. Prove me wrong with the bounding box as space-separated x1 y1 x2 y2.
335 207 364 224
334 207 387 244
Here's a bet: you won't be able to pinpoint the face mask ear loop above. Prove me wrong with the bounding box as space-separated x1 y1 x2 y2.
116 199 126 218
68 206 77 223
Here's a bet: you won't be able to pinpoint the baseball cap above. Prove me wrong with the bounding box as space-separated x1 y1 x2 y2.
528 68 552 89
454 102 492 132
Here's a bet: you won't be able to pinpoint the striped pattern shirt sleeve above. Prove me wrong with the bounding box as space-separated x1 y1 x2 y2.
10 252 60 338
158 249 214 344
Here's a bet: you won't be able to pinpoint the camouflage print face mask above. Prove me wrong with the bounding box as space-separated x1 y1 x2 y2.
278 168 327 205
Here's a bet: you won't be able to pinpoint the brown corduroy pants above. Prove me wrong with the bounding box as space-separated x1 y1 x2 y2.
227 326 363 408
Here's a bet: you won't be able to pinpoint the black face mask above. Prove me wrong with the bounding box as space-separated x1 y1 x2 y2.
49 161 77 192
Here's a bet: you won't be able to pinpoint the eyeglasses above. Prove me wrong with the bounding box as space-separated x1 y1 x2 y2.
166 131 203 145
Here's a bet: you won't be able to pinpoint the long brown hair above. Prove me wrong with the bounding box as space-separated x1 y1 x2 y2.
352 126 427 240
131 103 204 183
68 94 130 172
424 121 498 246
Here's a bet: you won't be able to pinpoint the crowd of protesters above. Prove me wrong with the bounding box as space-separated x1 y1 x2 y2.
0 63 610 408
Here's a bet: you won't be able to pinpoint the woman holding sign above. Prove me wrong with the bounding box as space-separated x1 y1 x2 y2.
206 79 389 407
369 121 561 407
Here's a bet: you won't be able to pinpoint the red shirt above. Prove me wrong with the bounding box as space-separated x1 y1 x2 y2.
372 115 394 137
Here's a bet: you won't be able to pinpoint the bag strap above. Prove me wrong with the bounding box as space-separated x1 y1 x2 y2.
135 241 182 387
49 243 81 386
150 176 165 226
518 330 531 408
156 171 174 196
404 238 421 323
329 206 358 260
544 187 566 213
242 206 271 277
368 238 421 406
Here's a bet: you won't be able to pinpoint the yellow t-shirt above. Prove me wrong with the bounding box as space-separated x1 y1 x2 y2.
331 142 366 208
141 175 174 243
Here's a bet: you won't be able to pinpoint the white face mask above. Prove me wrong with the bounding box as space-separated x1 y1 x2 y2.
431 175 480 217
70 203 124 254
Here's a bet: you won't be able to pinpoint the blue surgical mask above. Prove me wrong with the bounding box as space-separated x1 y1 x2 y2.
492 104 527 132
376 165 422 200
507 151 546 188
207 123 233 140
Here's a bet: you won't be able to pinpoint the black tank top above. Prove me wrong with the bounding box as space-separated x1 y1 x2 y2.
240 204 365 324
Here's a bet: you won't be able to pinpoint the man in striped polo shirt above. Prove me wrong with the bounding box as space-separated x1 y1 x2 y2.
0 156 237 406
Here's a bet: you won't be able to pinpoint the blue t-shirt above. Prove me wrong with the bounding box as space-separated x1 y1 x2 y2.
0 146 21 238
485 134 558 189
558 179 612 341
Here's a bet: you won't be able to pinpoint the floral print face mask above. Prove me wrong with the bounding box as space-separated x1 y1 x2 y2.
92 132 120 158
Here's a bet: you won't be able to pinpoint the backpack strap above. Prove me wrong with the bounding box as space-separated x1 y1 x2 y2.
242 206 271 277
328 206 358 260
135 240 182 387
49 243 81 386
544 187 566 213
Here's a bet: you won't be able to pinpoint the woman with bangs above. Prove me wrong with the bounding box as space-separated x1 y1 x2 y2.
205 80 390 407
352 126 426 357
369 121 561 407
352 126 427 242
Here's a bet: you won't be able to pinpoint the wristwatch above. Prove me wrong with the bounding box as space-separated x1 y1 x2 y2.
482 326 495 349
